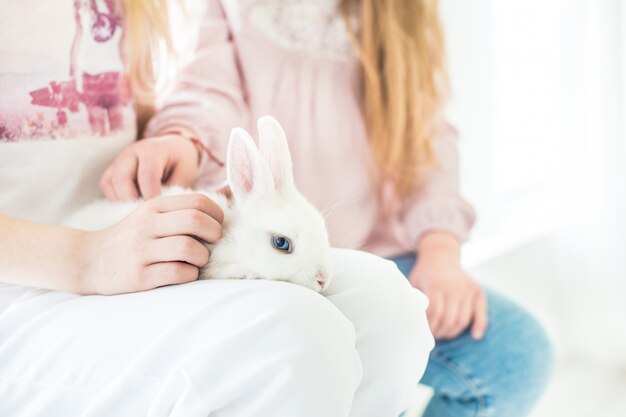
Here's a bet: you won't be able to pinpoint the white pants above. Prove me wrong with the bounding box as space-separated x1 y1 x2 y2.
0 249 433 417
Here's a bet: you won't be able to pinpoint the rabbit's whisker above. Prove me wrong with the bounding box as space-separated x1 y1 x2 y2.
338 227 363 249
321 193 361 220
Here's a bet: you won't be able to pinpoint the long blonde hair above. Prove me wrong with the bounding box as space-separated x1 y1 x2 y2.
120 0 176 128
341 0 449 197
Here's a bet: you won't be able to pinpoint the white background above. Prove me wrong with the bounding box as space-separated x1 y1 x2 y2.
425 1 626 416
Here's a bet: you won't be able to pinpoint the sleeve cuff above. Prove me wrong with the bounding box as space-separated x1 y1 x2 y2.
403 196 477 245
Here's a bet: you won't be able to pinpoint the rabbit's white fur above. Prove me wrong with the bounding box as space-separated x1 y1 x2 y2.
64 116 332 292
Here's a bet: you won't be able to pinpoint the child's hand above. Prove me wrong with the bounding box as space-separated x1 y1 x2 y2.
100 129 201 201
410 233 488 341
81 193 223 295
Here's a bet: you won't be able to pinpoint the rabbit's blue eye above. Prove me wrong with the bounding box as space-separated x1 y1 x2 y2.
272 236 292 253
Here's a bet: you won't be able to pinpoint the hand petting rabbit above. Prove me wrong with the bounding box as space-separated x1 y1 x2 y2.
65 116 332 293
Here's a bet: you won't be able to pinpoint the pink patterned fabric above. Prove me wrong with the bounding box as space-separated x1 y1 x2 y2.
0 0 134 142
145 0 476 257
0 0 137 225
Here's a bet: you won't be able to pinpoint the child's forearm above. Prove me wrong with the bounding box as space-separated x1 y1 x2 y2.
0 215 90 293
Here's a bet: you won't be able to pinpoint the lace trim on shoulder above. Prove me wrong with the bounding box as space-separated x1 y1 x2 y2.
239 0 358 60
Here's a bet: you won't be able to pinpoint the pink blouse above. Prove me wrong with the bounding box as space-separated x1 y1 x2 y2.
145 0 475 258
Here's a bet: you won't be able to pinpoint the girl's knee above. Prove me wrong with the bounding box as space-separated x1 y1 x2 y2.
329 249 434 381
259 283 364 394
485 289 555 376
479 290 555 414
175 282 363 413
423 292 554 417
333 249 431 343
505 301 555 394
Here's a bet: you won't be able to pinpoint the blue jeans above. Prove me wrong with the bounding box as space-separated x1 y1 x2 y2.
390 253 554 417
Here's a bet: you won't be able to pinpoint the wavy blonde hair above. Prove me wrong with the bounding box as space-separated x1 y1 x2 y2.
120 0 176 128
341 0 449 197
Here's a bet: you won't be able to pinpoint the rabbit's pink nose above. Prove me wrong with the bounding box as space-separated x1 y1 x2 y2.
315 271 327 288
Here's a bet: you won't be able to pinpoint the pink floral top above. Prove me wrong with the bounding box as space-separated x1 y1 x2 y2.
146 0 476 257
0 0 134 141
0 0 136 224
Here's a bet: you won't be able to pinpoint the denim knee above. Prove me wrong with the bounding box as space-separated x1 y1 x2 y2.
472 289 555 416
421 288 555 417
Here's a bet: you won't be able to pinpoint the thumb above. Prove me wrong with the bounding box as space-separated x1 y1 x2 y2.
165 161 197 187
137 154 166 199
164 144 199 187
163 137 200 187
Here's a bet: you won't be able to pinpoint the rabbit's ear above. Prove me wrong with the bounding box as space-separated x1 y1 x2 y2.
227 127 273 202
257 116 294 191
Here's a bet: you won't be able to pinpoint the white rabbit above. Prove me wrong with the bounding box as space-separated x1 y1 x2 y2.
64 116 333 292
